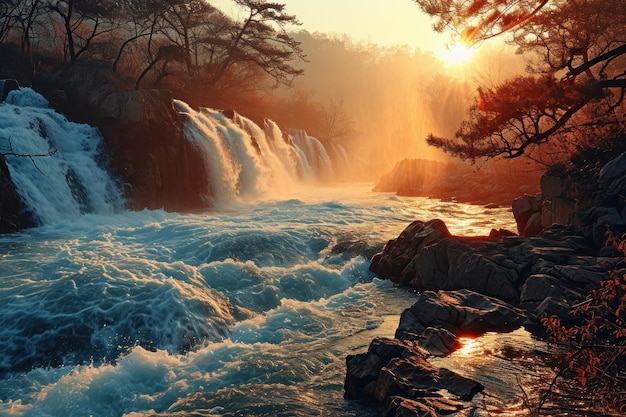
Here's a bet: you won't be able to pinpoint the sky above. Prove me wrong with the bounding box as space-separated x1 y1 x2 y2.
212 0 454 55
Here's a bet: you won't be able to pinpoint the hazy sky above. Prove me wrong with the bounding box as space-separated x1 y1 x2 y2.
213 0 452 54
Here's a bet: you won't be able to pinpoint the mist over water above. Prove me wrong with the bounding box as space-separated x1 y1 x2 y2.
0 89 517 416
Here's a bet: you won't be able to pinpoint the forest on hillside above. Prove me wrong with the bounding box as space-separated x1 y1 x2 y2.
0 0 537 180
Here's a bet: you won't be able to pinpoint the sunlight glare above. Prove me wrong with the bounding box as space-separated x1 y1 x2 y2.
440 43 475 66
457 337 480 356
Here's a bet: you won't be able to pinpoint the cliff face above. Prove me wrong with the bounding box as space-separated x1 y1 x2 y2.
0 154 33 233
513 154 626 246
33 62 211 212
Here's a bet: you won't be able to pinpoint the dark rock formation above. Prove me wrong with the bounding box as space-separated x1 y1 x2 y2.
354 152 626 414
0 78 32 233
345 337 484 416
395 290 526 345
0 155 33 233
369 219 452 284
33 61 211 212
0 79 19 101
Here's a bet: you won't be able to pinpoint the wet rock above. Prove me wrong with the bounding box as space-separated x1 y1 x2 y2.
413 327 460 357
370 219 452 284
344 337 427 401
385 397 437 417
395 290 526 343
405 237 522 302
0 79 19 101
438 368 484 401
0 155 34 233
346 336 482 417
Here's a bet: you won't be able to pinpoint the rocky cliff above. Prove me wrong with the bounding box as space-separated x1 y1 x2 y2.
32 62 211 212
351 152 626 416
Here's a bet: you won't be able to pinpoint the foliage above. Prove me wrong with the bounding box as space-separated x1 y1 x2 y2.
415 0 550 43
540 233 626 413
0 0 305 105
414 0 626 163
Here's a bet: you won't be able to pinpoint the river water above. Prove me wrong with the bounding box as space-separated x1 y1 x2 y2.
0 88 518 416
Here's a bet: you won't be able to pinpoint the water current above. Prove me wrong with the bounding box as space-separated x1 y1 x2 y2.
0 88 519 416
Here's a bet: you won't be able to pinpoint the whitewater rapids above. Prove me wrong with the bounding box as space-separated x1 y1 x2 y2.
0 88 516 416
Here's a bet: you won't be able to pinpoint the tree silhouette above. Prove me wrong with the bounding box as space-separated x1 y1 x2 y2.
415 0 626 162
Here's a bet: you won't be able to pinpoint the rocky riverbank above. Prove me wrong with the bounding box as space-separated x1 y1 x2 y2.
346 152 626 416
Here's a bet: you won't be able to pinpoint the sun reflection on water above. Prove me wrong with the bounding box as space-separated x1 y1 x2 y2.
457 336 481 357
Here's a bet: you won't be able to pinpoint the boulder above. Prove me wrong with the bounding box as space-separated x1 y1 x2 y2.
370 219 452 284
345 337 428 401
512 193 541 235
0 155 33 233
345 336 483 417
395 290 526 343
404 238 522 302
385 397 438 417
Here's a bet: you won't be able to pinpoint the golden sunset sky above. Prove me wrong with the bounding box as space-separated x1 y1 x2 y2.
213 0 453 54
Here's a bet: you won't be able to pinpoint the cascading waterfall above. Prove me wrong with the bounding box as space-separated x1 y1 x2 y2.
0 88 125 225
290 129 334 182
174 100 338 205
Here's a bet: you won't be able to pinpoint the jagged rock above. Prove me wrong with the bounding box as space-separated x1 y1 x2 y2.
438 368 484 401
344 337 427 401
370 219 452 284
346 336 482 417
413 327 460 357
385 397 438 417
0 155 33 233
376 356 440 401
395 290 526 342
405 238 522 302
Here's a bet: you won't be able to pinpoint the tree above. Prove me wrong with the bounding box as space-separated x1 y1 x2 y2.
130 0 304 100
415 0 626 163
46 0 120 62
0 0 45 56
200 0 305 91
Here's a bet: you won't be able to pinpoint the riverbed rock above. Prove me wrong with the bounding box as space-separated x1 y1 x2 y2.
405 237 522 302
345 336 483 416
0 155 33 233
370 219 452 284
0 79 19 101
395 290 526 343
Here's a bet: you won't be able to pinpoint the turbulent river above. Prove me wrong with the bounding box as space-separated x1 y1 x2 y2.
0 88 517 416
0 186 516 417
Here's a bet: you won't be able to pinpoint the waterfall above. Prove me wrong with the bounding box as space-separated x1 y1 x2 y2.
174 101 337 205
2 90 345 224
0 88 125 225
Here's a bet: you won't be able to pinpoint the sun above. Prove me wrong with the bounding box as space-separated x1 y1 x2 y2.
440 43 475 66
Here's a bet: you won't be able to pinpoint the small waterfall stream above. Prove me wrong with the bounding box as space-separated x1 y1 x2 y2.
0 88 125 225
